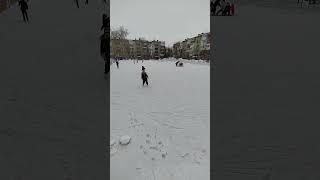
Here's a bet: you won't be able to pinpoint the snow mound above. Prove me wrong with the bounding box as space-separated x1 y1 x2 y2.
119 135 131 145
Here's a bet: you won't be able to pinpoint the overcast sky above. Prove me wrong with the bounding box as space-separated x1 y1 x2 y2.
110 0 210 47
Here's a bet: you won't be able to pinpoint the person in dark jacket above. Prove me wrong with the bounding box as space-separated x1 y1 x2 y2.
101 14 109 33
116 60 119 68
18 0 29 22
141 66 149 86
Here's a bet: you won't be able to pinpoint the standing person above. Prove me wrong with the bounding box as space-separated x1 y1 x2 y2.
100 14 109 33
116 60 119 68
18 0 29 22
141 66 149 86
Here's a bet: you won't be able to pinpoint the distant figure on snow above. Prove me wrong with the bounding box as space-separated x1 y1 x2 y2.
116 60 119 68
101 14 109 33
18 0 29 22
176 61 183 67
141 66 149 86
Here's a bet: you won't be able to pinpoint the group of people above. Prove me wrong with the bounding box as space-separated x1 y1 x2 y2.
211 0 235 16
74 0 107 8
297 0 318 7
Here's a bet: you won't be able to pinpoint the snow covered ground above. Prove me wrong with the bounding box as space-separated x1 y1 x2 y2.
110 60 210 180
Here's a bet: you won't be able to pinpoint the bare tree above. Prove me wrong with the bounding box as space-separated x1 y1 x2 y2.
110 26 130 58
111 26 129 40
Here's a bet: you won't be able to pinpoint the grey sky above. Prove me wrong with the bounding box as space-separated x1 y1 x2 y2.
110 0 210 47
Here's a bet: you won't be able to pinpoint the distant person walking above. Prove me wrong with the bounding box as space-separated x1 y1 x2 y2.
141 66 149 86
116 60 119 68
18 0 29 22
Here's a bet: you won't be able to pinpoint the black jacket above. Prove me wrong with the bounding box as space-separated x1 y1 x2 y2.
19 0 28 11
141 71 148 80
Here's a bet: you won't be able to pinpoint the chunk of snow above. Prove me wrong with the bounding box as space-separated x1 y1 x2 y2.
119 135 131 145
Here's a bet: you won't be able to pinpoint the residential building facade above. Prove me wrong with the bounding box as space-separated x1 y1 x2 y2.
173 32 210 60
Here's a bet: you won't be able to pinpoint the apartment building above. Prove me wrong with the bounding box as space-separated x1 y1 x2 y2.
172 32 210 60
110 39 130 59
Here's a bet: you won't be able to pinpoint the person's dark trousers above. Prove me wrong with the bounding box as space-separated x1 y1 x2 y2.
85 0 88 4
21 10 29 22
143 79 148 86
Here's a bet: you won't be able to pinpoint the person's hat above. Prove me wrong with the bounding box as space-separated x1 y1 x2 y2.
142 66 145 70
